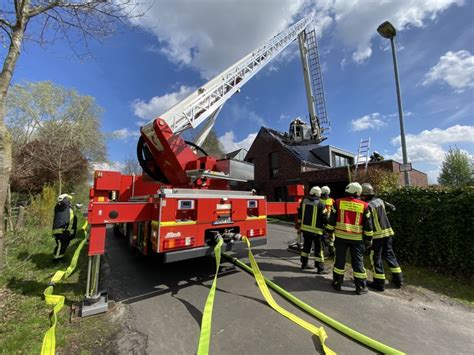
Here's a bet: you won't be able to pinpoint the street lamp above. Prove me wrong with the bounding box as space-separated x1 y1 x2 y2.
377 21 410 186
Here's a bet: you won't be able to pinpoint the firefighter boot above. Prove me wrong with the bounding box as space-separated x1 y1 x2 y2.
316 262 329 274
392 272 404 288
332 273 343 291
355 279 369 295
301 255 314 270
367 279 385 292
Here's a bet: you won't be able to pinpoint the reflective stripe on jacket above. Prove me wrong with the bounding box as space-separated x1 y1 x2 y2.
327 196 373 241
300 197 327 235
367 197 394 239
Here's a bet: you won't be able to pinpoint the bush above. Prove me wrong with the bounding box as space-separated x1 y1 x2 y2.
352 167 399 193
380 187 474 276
26 185 57 228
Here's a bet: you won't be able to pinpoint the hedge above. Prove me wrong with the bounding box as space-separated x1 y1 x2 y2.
380 187 473 277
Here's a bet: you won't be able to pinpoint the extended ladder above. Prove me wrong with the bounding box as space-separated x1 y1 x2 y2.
146 16 314 136
306 29 330 136
355 138 371 173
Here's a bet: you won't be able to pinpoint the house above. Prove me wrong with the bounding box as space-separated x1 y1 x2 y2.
245 126 428 201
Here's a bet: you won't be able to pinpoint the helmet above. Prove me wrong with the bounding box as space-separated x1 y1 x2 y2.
321 186 330 196
361 183 375 196
345 182 362 196
309 186 322 197
58 194 72 202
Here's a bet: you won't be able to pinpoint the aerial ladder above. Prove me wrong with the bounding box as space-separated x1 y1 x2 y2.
84 15 328 315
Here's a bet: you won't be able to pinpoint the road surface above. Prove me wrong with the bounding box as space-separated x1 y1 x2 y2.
101 223 474 354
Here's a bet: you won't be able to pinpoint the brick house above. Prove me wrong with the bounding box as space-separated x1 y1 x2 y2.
244 127 428 201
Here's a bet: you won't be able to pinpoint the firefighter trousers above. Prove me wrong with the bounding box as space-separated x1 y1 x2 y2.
333 238 367 288
301 231 325 267
53 232 73 260
370 237 404 286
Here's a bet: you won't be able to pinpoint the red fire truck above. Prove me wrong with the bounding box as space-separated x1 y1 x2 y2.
83 15 329 316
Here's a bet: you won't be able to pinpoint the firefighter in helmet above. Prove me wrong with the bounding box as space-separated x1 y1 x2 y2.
320 186 335 256
298 186 329 274
52 194 77 261
326 182 373 294
361 183 404 291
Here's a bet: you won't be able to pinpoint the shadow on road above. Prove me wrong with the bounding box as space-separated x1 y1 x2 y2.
102 229 241 305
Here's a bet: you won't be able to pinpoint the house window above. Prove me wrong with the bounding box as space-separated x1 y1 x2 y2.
269 152 279 178
333 153 350 167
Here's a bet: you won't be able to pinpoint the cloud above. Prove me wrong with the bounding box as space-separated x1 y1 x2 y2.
391 125 474 147
91 161 126 172
422 50 474 92
351 112 387 131
125 0 462 75
132 85 195 120
387 124 474 182
219 131 257 153
127 0 310 78
332 0 463 63
110 128 140 140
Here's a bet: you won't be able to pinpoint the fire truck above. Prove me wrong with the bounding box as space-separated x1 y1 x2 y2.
83 15 330 316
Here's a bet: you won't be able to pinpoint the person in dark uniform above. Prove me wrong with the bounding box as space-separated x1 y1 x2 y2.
298 186 329 274
52 194 77 261
361 183 404 291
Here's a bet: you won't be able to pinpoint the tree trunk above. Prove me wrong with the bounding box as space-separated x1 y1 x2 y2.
15 206 25 231
0 24 27 271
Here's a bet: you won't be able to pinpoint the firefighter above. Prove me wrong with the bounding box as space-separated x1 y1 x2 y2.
52 194 77 261
320 186 335 256
361 183 404 291
326 182 373 295
298 186 329 274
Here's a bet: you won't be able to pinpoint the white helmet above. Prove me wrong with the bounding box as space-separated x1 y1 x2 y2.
345 182 362 196
309 186 322 197
321 186 330 195
58 194 72 202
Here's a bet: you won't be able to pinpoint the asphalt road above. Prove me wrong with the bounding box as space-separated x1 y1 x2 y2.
101 223 474 354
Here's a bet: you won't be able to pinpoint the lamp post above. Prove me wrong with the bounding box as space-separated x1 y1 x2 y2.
377 21 410 186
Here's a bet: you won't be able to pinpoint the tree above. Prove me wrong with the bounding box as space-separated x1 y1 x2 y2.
438 147 473 187
123 155 141 175
7 81 105 193
0 0 143 269
200 129 225 156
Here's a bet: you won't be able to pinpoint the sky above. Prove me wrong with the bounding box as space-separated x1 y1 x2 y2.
7 0 474 183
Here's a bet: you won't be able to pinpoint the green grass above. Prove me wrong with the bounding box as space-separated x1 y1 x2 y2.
0 219 117 354
401 265 474 306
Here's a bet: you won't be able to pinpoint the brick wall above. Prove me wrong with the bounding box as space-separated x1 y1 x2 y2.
246 130 303 201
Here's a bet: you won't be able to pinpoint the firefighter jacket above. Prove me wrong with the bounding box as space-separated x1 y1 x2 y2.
366 197 395 239
298 197 328 235
52 201 77 237
320 197 334 217
326 196 373 241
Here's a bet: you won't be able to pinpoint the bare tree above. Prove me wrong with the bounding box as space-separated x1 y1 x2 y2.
123 154 141 175
0 0 144 269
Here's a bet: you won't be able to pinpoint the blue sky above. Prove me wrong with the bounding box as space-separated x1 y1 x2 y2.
8 0 474 183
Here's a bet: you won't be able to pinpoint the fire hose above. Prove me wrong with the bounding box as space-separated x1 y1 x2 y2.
198 236 405 355
41 221 89 355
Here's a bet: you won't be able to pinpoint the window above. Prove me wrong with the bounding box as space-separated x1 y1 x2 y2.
269 152 279 178
333 153 350 167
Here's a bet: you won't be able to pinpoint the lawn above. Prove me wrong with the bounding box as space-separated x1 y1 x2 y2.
0 219 117 354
